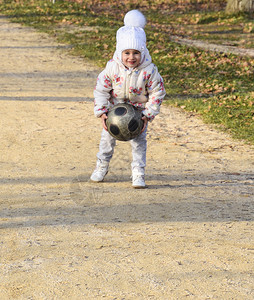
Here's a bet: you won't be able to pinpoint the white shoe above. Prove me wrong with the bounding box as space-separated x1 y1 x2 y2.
132 174 146 189
90 160 109 182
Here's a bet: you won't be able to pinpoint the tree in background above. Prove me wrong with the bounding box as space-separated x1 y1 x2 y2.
226 0 254 13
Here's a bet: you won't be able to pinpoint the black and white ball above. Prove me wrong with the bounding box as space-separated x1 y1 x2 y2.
106 103 144 141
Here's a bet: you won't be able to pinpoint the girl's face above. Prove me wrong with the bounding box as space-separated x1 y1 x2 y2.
122 49 141 69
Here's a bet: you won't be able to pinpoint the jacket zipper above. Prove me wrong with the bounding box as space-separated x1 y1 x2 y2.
124 70 132 100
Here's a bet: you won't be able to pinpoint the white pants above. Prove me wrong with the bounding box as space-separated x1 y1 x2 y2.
96 127 147 175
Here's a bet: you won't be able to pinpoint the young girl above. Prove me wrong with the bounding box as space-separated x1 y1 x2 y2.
90 10 166 188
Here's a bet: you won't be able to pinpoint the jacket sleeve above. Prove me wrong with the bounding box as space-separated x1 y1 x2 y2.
93 62 113 117
142 65 166 121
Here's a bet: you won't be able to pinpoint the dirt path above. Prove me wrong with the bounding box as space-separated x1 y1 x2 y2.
0 16 254 299
170 35 254 58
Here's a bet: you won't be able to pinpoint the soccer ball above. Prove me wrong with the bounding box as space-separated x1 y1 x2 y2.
106 103 144 141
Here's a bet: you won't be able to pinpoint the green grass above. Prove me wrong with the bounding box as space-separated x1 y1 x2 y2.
0 0 253 144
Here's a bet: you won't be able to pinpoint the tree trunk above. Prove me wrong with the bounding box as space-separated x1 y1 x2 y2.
226 0 254 13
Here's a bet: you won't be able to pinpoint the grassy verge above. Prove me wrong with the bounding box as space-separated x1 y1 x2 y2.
1 0 253 144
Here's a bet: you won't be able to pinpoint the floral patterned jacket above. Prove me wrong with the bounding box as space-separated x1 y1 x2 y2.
94 49 166 120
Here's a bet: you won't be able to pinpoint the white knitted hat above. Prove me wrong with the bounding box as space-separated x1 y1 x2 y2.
116 10 147 59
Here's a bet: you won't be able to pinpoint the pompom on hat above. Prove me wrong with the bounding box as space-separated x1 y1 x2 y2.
124 9 146 28
115 10 147 61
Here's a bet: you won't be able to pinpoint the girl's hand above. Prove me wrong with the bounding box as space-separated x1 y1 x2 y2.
141 115 148 133
101 113 108 131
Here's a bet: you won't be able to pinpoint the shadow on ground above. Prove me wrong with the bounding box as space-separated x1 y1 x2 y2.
0 172 253 228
